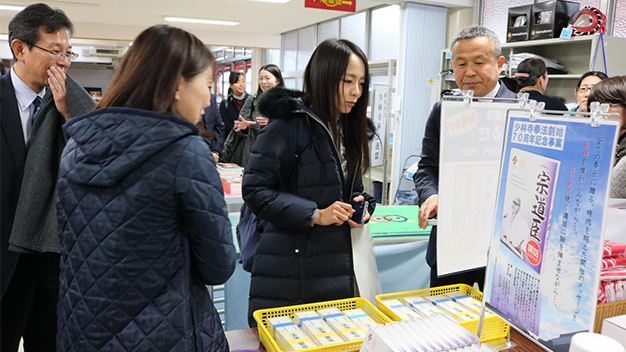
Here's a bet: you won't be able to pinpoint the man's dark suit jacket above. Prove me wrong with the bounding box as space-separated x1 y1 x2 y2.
413 82 517 270
1 72 27 296
201 93 225 153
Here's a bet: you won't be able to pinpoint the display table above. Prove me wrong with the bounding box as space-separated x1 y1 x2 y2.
224 327 545 352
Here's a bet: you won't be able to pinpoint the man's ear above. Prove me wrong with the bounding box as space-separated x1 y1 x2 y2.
497 55 505 73
10 39 27 61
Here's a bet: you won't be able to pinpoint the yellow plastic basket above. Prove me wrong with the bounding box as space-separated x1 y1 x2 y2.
253 297 392 352
375 284 509 342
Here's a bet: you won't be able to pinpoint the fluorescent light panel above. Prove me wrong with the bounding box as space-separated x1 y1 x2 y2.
164 16 239 26
0 4 25 11
249 0 291 3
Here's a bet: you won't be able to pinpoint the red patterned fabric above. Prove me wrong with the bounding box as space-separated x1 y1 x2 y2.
598 280 626 304
603 240 626 258
602 257 626 270
598 241 626 304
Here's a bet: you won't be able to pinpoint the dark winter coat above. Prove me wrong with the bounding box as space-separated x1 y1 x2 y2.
200 93 226 153
56 107 236 351
242 88 376 325
219 91 250 134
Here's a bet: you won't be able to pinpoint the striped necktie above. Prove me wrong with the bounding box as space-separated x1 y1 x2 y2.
31 96 42 126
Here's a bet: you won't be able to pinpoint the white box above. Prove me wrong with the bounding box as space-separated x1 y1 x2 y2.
602 314 626 349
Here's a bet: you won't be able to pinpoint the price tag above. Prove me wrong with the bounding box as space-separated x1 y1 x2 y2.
560 26 573 39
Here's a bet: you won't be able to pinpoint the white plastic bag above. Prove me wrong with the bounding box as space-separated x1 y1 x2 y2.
351 223 382 302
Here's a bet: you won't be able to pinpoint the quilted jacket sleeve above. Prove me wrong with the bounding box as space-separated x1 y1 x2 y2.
413 102 441 206
176 138 236 285
242 117 318 231
351 175 377 218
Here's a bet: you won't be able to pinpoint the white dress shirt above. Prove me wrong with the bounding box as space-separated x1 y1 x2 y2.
10 67 46 144
483 81 501 99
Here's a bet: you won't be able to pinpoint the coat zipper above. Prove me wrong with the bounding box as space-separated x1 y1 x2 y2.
305 111 353 197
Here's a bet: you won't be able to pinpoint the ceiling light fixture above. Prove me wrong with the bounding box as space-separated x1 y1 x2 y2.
164 16 239 26
0 4 25 11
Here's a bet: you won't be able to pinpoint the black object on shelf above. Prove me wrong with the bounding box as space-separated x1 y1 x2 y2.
507 5 532 42
530 0 580 40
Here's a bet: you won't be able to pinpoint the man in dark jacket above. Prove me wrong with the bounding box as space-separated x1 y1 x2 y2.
199 92 225 161
1 4 94 351
414 25 517 289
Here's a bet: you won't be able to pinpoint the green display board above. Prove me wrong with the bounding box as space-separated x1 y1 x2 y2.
370 205 431 238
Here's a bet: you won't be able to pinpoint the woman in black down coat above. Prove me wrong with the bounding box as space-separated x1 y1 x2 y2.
242 38 376 325
56 25 236 351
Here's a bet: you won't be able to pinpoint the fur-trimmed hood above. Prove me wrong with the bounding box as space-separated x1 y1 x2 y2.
256 87 377 138
256 87 304 120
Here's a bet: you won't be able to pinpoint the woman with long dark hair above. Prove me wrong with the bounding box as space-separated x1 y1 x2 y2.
219 70 250 134
221 64 284 167
56 25 236 351
515 58 567 111
242 39 376 325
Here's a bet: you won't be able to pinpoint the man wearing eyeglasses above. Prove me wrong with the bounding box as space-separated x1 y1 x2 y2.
1 3 94 351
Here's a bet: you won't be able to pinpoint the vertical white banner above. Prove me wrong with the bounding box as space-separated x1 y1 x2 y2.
371 85 388 168
437 101 519 276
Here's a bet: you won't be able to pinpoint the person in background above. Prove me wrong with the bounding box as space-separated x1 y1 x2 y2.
414 25 517 289
56 25 236 351
1 4 95 351
242 38 376 326
588 76 626 198
219 70 250 134
515 58 568 112
198 92 225 162
221 64 285 168
570 71 609 115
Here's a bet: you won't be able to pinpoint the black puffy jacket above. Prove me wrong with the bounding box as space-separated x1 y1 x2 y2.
242 88 376 325
57 107 236 351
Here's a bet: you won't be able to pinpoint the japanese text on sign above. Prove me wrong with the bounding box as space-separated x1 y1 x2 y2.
511 121 566 151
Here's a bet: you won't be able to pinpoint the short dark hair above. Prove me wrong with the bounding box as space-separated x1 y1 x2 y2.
229 71 245 85
303 38 371 175
588 75 626 108
516 58 547 89
450 25 501 61
256 64 284 98
227 71 245 96
576 71 609 90
97 25 215 118
8 3 74 60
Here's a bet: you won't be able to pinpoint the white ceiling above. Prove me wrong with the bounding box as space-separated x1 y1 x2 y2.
0 0 400 48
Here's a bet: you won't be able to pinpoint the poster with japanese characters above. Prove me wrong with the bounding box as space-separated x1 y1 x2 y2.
370 85 389 167
484 112 620 352
438 101 520 276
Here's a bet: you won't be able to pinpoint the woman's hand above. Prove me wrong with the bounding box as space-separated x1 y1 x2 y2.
234 115 256 132
315 201 353 226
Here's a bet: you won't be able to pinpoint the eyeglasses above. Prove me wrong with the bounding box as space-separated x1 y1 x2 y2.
576 86 594 93
32 44 79 61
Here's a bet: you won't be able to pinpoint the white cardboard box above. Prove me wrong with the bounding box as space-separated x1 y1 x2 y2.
602 314 626 349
